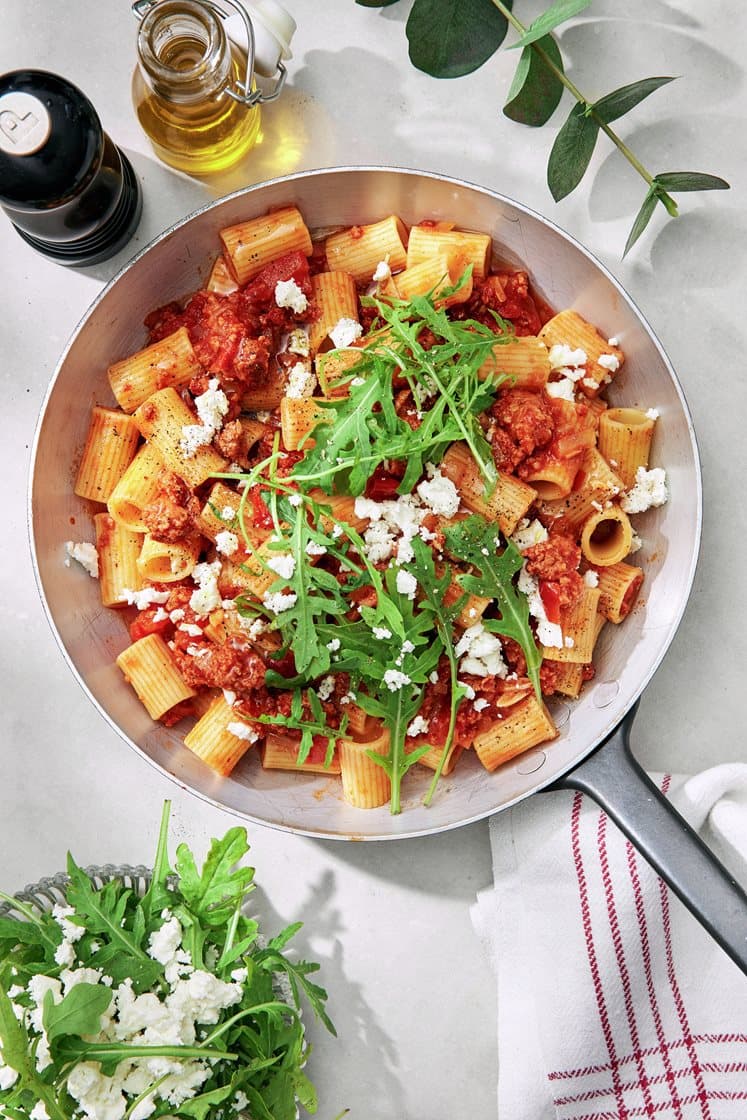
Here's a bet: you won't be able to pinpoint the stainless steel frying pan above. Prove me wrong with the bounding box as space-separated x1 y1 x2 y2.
29 167 747 971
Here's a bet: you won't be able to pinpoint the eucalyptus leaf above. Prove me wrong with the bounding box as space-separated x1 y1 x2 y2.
654 171 730 192
504 35 564 127
506 0 592 49
547 102 599 201
592 76 676 124
623 187 658 256
406 0 512 78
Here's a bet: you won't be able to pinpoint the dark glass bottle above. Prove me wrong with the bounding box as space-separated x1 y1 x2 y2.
0 70 142 266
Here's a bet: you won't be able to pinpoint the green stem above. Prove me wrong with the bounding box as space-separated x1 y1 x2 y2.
491 0 657 187
423 627 460 807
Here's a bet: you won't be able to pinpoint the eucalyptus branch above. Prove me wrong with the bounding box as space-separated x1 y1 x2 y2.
356 0 730 254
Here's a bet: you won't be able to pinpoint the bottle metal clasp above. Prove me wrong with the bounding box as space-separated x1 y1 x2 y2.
131 0 288 107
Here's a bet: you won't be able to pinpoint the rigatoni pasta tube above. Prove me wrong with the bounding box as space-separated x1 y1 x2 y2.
240 367 285 411
108 327 202 414
406 224 491 278
538 448 624 532
107 442 164 531
220 206 312 286
520 452 583 502
75 408 141 503
478 336 550 390
551 662 584 699
137 533 201 583
472 696 558 772
440 442 536 536
598 408 656 488
412 738 464 777
261 731 341 775
542 586 602 663
339 726 391 808
206 254 238 294
184 696 257 776
280 397 330 451
325 215 408 283
134 388 227 489
116 633 196 720
580 505 634 567
308 271 359 354
94 513 143 608
594 561 644 623
538 310 624 396
379 251 472 307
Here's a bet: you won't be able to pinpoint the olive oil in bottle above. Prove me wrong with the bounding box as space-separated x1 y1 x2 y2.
132 0 262 176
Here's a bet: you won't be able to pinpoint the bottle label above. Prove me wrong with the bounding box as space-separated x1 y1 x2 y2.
0 92 52 156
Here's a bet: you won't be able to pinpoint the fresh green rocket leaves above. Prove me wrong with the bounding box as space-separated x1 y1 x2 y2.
0 802 334 1120
353 0 730 253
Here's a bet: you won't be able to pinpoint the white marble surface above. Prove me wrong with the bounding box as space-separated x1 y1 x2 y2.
1 2 745 1116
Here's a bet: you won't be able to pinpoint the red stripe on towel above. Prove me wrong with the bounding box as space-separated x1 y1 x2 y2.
571 791 630 1118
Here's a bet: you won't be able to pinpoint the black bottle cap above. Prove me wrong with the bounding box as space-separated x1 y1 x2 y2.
0 70 142 267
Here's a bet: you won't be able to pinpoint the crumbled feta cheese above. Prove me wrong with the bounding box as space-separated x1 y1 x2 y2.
65 541 99 578
548 344 587 370
372 257 391 283
629 532 643 554
384 669 411 691
458 681 476 700
169 608 185 623
120 587 170 610
267 552 296 580
395 570 418 599
329 317 363 349
148 915 183 966
620 466 668 514
189 560 222 617
546 378 576 402
227 721 259 742
511 518 548 551
180 379 229 457
645 407 660 420
327 637 341 652
597 353 620 373
289 493 303 507
179 623 203 637
54 940 77 967
564 636 575 648
287 327 310 356
373 626 392 640
518 564 563 648
416 465 460 518
52 904 85 943
583 569 600 588
429 670 440 684
350 376 365 387
607 336 619 347
317 675 335 702
223 689 237 706
407 714 430 737
274 277 308 314
215 530 239 557
455 622 508 678
262 591 298 614
221 504 237 521
285 360 317 399
473 697 490 713
305 540 327 556
581 377 599 390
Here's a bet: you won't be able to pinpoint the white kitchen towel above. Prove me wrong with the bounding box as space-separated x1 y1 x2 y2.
471 765 747 1120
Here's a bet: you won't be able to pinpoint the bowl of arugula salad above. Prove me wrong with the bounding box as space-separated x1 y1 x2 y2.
0 802 334 1120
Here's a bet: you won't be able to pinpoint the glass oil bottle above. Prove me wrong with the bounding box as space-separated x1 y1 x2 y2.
131 0 293 176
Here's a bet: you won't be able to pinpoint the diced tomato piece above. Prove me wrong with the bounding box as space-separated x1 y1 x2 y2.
539 580 562 625
249 485 274 530
130 608 172 643
243 250 311 305
364 464 403 501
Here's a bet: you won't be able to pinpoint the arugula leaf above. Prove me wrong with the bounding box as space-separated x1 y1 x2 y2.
444 515 542 697
504 35 564 127
42 983 112 1043
406 0 512 78
175 827 255 925
64 856 150 963
257 687 348 767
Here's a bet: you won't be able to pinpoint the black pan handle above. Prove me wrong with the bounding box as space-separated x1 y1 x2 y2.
551 703 747 975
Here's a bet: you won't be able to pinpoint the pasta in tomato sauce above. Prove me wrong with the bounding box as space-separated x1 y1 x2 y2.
68 208 668 814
